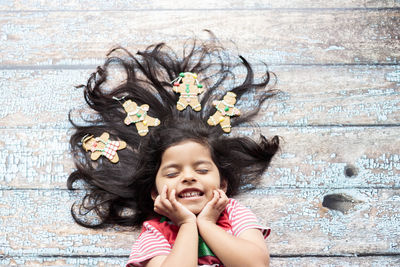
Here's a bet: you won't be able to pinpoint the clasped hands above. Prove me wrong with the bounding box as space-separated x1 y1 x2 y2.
153 185 229 227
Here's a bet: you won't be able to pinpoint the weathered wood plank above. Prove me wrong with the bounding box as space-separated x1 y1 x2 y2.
0 128 73 189
0 69 90 128
1 1 397 265
0 190 132 257
253 65 400 126
1 256 399 267
1 65 399 128
259 126 400 189
1 127 399 189
238 189 400 255
1 10 398 66
0 256 125 267
0 189 398 256
270 256 400 267
1 0 399 10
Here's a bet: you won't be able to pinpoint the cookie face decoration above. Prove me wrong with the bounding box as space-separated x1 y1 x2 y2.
82 132 127 163
121 99 161 136
172 72 204 111
207 92 240 133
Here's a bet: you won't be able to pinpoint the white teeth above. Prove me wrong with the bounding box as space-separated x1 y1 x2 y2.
180 191 201 198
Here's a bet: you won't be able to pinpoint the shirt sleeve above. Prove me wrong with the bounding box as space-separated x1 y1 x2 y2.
226 198 271 239
126 222 172 267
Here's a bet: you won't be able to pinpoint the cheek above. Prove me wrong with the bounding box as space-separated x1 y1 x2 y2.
154 177 173 194
154 183 163 196
151 176 163 200
154 173 163 190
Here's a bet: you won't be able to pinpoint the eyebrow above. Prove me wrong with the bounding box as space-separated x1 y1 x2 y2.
159 164 180 172
194 160 213 167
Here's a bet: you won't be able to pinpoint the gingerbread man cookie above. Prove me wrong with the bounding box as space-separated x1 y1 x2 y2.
122 99 160 136
172 72 204 111
82 132 127 163
207 92 240 133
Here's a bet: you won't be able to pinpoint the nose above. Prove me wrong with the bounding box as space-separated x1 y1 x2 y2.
182 177 196 183
181 170 197 183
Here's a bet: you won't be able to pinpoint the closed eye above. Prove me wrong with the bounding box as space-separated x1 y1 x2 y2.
196 169 209 174
166 172 179 178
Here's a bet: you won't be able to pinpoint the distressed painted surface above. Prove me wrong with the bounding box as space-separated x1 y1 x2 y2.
1 11 399 66
262 65 400 126
0 256 126 267
0 69 90 128
237 190 400 255
1 256 400 267
0 127 399 189
1 0 399 265
0 189 399 256
0 129 73 189
260 126 400 189
0 190 133 257
1 65 399 128
270 256 400 267
1 0 400 10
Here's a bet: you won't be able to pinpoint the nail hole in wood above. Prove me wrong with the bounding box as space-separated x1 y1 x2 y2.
322 194 361 214
344 164 357 178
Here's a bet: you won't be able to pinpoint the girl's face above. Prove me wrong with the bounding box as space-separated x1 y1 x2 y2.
152 140 227 215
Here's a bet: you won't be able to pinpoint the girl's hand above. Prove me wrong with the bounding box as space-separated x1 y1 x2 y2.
153 185 196 226
197 189 229 224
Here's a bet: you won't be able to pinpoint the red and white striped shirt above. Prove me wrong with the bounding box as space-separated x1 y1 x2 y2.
126 198 270 267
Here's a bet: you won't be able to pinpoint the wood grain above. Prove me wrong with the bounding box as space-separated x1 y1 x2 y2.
1 10 399 66
1 0 399 10
270 256 400 267
1 256 399 267
1 1 399 265
0 189 398 257
1 126 399 189
0 257 126 267
259 126 400 189
1 65 399 128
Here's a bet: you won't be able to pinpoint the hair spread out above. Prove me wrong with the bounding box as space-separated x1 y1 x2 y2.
68 33 280 229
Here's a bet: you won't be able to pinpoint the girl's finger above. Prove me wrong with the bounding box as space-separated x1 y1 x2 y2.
161 185 168 200
216 190 229 208
154 195 169 216
169 189 178 205
160 185 169 203
153 195 160 208
159 185 173 209
154 194 165 208
208 190 219 206
218 189 228 199
154 194 161 203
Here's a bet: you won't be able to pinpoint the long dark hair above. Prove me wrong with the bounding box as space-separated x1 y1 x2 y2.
68 34 280 229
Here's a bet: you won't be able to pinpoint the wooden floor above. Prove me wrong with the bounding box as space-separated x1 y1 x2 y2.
1 1 400 266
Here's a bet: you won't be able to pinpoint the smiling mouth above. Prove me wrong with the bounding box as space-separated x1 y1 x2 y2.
179 191 204 198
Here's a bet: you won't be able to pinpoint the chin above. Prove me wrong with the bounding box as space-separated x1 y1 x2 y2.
192 209 202 215
185 204 206 215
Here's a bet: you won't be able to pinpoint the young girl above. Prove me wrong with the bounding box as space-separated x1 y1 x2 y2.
68 34 279 267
